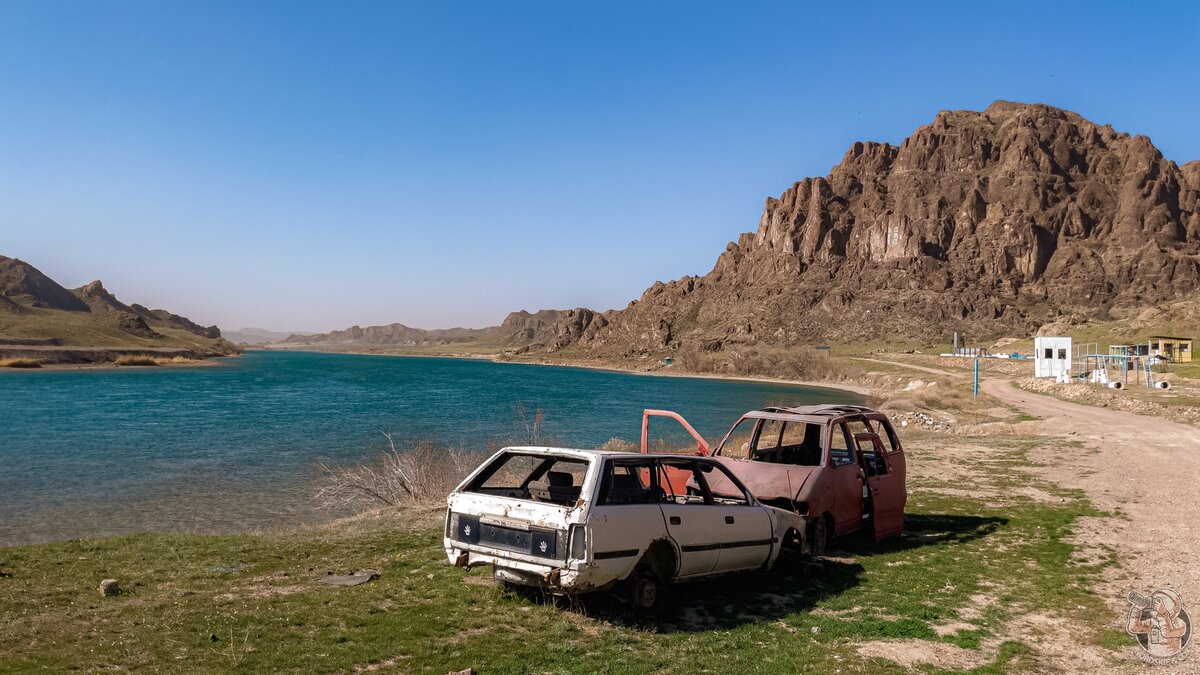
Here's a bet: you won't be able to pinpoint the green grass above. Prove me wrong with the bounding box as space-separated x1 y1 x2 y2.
0 431 1120 674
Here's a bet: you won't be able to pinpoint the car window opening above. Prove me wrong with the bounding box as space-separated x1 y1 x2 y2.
828 422 856 467
597 459 659 505
464 451 589 506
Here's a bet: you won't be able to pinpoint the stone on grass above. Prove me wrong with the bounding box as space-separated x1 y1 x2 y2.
99 578 120 596
318 569 381 587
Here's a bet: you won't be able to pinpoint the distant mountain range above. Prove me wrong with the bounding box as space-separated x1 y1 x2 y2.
277 309 595 352
223 327 317 345
282 101 1200 354
0 255 237 360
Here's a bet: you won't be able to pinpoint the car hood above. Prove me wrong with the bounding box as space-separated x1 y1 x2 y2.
709 456 817 502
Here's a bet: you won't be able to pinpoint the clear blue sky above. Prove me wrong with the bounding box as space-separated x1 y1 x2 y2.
2 1 1197 332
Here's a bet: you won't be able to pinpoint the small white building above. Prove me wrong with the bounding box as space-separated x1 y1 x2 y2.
1034 336 1072 379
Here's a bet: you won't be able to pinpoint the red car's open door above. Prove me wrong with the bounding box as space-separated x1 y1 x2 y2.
640 409 709 495
855 432 905 541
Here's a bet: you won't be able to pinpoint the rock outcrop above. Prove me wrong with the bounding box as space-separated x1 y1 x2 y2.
0 256 89 312
570 101 1200 353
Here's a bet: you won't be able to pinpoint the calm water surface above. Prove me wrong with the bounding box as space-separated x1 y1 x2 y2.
0 350 859 545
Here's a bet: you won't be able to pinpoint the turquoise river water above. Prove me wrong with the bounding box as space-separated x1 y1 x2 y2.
0 350 859 545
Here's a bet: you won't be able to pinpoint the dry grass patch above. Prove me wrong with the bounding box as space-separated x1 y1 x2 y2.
672 345 864 382
114 354 159 366
0 357 41 368
156 355 201 365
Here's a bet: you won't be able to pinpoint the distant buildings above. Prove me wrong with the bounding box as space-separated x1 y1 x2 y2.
1147 336 1193 363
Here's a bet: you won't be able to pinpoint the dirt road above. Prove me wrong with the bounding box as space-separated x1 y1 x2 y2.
851 357 961 376
982 378 1200 619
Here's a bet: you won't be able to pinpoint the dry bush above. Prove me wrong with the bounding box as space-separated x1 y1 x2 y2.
315 432 486 511
0 357 41 368
114 354 158 366
597 437 637 453
315 404 553 512
512 401 548 445
155 355 196 365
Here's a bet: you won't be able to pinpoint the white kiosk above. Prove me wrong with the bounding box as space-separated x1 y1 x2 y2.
1034 336 1072 379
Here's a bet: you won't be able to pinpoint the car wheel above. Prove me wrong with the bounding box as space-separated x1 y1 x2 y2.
631 574 659 609
808 517 828 557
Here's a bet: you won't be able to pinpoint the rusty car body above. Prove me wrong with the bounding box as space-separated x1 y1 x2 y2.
642 405 907 555
444 446 809 608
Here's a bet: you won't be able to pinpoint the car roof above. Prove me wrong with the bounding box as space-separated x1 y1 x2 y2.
739 404 883 423
500 446 718 462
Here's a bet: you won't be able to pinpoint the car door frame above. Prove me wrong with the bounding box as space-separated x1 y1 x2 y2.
656 457 738 578
825 419 865 536
587 457 673 584
689 459 775 572
852 430 905 540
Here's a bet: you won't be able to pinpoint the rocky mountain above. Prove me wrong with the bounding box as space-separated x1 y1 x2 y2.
0 255 235 355
273 102 1200 357
557 101 1200 354
0 256 89 312
277 307 596 351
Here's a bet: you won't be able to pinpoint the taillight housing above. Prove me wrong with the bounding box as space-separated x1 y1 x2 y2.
568 525 586 560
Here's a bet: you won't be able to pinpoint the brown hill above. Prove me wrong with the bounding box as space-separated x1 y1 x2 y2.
559 101 1200 355
0 255 235 357
0 256 89 312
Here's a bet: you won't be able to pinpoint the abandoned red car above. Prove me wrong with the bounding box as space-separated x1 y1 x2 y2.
642 405 907 556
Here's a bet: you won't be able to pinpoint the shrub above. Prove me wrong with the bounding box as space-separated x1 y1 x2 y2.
0 357 41 368
114 354 159 366
315 433 486 510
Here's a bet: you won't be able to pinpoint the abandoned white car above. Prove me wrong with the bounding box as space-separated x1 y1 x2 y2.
444 446 808 608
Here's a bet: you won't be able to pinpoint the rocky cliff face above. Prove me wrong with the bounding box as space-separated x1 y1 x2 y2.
566 102 1200 354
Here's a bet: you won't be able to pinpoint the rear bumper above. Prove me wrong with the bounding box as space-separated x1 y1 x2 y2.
444 541 618 593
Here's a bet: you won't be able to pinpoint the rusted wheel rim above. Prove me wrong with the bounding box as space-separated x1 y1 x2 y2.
634 578 657 608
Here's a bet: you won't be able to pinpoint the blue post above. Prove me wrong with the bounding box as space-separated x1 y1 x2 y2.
973 358 979 398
